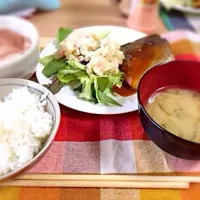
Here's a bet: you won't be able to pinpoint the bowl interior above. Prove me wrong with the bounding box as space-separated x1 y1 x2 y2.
0 84 56 145
138 60 200 106
0 16 38 46
0 79 60 181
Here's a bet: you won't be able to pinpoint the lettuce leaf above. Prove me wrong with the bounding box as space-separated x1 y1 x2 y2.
67 60 86 70
42 57 65 77
79 78 94 101
40 54 55 66
95 30 111 39
57 27 73 42
97 90 121 106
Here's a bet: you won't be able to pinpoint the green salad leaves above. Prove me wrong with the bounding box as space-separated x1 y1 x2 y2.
40 27 123 106
57 27 73 42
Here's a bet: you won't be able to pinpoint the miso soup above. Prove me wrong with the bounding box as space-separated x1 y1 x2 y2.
145 88 200 143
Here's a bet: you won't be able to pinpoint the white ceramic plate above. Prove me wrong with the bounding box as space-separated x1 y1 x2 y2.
174 5 200 14
36 26 146 115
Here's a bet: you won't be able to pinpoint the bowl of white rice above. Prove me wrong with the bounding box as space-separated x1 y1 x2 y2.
0 78 60 181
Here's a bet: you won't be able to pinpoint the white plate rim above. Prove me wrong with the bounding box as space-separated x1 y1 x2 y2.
160 0 200 14
36 26 146 115
166 4 200 14
174 5 200 13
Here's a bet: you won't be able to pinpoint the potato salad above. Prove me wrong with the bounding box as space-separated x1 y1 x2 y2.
40 28 125 106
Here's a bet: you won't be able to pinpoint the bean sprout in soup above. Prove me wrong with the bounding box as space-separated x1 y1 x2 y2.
145 88 200 143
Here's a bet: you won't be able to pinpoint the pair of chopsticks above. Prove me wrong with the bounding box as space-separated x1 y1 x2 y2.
1 174 200 189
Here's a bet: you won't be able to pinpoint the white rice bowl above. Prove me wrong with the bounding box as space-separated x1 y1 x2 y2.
0 87 53 176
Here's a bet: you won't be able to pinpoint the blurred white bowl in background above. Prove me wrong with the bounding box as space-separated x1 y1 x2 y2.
0 16 39 79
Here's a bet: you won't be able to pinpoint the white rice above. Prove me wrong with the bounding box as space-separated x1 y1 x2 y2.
0 87 53 176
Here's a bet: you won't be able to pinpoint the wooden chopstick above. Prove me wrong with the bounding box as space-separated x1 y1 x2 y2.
3 174 200 189
0 180 189 189
16 174 200 183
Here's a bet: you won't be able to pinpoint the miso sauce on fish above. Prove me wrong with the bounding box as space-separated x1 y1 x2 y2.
145 88 200 143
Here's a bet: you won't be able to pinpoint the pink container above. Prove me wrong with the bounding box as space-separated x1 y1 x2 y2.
127 0 160 34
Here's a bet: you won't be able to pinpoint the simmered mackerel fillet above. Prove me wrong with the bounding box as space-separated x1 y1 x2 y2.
113 34 174 97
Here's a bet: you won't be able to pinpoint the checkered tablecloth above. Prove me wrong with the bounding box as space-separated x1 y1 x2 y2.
1 30 200 200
